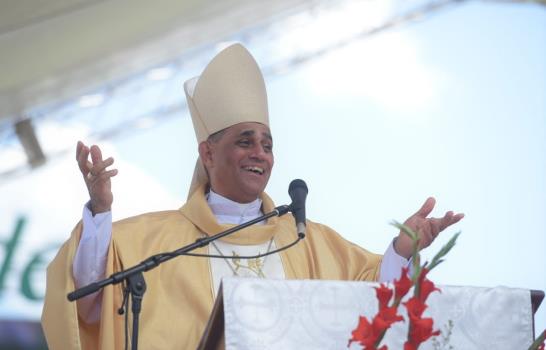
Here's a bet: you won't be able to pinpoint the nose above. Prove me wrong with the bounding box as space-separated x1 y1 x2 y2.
249 144 268 161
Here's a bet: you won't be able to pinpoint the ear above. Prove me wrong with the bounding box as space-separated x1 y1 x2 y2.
198 141 214 168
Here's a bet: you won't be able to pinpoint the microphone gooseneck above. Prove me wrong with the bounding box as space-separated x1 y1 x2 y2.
288 179 308 238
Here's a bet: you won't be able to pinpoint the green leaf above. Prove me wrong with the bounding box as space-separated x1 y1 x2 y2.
428 232 460 271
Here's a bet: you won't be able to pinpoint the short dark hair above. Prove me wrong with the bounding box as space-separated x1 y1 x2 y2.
207 128 226 143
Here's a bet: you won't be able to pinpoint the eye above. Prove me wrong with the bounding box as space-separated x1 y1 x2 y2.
237 139 251 147
263 143 273 152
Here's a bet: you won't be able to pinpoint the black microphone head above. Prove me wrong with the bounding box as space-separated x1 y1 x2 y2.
288 179 308 238
288 179 308 199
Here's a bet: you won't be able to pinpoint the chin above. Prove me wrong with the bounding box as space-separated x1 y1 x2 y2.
240 182 267 200
244 187 264 200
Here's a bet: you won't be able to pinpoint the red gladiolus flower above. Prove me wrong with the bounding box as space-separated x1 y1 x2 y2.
371 307 404 339
419 278 440 302
404 343 417 350
402 268 442 350
348 316 375 348
376 307 404 327
375 284 393 310
394 267 412 301
418 267 430 280
348 231 461 350
370 317 390 339
407 317 440 345
404 297 427 320
348 306 404 349
416 268 429 296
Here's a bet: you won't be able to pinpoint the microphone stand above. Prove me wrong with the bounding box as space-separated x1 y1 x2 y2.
67 204 290 350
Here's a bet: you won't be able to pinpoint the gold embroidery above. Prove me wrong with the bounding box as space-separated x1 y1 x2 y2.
210 237 274 278
231 252 266 278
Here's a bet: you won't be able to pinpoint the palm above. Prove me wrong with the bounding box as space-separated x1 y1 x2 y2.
76 142 118 214
87 172 113 210
395 197 464 259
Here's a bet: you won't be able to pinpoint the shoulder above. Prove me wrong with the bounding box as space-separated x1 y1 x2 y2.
277 215 344 241
112 210 197 240
114 210 185 226
285 216 372 253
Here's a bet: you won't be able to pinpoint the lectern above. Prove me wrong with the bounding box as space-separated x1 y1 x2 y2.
198 278 544 350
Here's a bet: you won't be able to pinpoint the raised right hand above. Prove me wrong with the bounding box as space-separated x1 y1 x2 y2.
76 141 118 215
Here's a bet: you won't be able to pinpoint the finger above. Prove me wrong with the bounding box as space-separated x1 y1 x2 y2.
90 145 104 165
440 212 464 231
450 213 465 225
87 168 118 184
77 144 91 174
76 141 84 161
414 197 436 218
437 211 454 231
95 169 118 182
90 157 114 176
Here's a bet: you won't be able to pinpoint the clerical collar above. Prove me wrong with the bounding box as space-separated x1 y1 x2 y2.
206 189 263 220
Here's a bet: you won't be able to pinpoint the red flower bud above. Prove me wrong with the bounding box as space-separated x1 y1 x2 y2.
394 267 412 301
375 284 393 310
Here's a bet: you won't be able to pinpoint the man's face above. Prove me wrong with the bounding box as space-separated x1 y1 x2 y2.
200 122 274 203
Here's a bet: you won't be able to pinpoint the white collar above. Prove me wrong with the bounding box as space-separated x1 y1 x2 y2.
206 189 262 219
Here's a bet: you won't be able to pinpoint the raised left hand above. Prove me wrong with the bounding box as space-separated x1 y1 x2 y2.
394 197 464 259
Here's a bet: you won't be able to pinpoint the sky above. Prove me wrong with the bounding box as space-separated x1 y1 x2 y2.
0 0 545 343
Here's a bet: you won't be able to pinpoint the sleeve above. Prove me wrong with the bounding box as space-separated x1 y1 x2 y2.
41 221 97 350
379 238 413 282
72 204 113 323
42 218 125 350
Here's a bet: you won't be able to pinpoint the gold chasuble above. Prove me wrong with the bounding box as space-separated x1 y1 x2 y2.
42 185 382 349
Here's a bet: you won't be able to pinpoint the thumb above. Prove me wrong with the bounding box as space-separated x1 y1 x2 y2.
414 197 436 218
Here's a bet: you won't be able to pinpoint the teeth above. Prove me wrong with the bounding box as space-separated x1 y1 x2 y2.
244 166 264 174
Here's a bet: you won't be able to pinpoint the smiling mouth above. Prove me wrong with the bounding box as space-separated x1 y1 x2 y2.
244 166 264 175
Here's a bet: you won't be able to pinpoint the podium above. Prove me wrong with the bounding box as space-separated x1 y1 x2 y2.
198 278 544 350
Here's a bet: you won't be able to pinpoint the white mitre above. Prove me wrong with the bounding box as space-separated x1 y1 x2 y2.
183 43 270 197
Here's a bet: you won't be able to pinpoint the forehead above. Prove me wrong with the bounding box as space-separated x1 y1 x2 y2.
223 122 272 139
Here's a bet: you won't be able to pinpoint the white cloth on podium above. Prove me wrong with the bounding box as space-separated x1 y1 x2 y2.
221 278 533 350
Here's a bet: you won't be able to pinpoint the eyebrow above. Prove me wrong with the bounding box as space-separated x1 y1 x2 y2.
239 129 273 142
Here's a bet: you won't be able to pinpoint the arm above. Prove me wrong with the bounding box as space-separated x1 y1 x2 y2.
72 205 112 323
72 141 118 323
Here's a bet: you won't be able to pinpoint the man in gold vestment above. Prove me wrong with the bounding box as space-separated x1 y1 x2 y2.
41 44 463 349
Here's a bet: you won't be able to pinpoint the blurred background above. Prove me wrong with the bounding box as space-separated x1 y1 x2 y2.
0 0 545 348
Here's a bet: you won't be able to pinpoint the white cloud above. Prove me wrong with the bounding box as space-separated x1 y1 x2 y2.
266 0 442 115
302 32 442 115
273 0 392 55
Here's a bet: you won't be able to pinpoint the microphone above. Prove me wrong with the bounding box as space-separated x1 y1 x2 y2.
288 179 308 238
